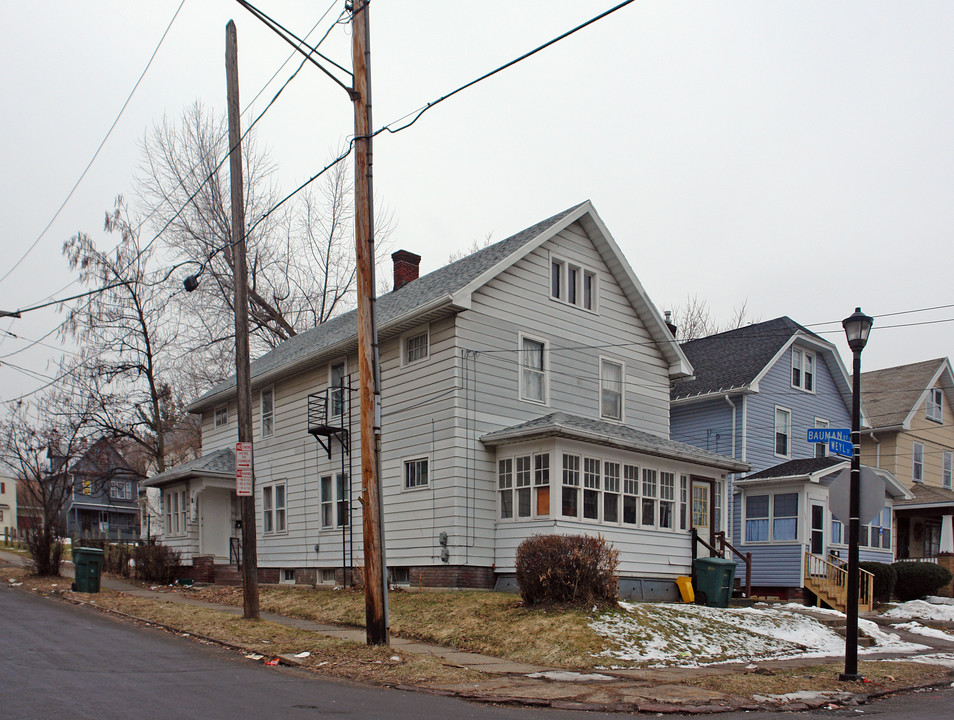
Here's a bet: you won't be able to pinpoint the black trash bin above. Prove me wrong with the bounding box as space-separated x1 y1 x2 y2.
72 547 105 593
692 557 737 608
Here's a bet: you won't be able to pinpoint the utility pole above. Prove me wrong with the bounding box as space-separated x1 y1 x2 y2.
351 0 389 645
226 19 260 621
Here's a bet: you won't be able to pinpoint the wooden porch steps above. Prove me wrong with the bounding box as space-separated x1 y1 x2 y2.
802 551 874 615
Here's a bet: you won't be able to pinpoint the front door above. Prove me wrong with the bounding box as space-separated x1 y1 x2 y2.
692 480 712 554
810 503 825 555
199 488 231 561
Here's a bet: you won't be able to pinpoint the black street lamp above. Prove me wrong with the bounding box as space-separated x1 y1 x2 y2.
840 307 873 681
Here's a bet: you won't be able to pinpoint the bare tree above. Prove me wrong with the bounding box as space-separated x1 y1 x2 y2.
669 295 759 342
137 103 373 358
0 395 93 575
447 232 494 264
62 199 187 476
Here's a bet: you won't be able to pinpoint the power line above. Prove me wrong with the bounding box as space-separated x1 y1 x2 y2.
0 0 187 285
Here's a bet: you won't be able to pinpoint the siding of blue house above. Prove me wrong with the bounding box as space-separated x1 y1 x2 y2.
730 488 804 586
671 397 740 461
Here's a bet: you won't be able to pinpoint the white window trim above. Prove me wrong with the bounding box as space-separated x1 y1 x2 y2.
518 332 549 405
328 359 347 418
912 441 924 482
400 325 430 367
403 455 431 491
497 451 552 521
262 481 287 534
942 450 952 490
214 405 229 428
599 357 625 422
814 418 829 458
280 569 296 585
319 473 350 530
743 490 800 544
260 387 275 438
791 347 816 393
548 253 598 313
927 387 943 423
774 406 793 459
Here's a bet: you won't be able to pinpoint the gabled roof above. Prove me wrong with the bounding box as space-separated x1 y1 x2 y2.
737 456 911 500
895 482 954 509
859 358 954 431
142 448 235 487
480 412 749 473
670 317 853 410
190 201 691 411
68 438 139 479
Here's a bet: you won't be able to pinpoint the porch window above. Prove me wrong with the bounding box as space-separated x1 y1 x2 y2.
516 455 532 518
534 453 550 516
603 462 620 523
600 359 623 421
913 442 924 482
659 472 675 529
641 469 657 527
622 464 639 525
772 493 798 541
863 507 891 549
583 457 600 520
561 454 580 517
927 388 943 423
831 518 843 545
498 459 513 519
775 407 792 457
944 451 952 490
745 495 769 542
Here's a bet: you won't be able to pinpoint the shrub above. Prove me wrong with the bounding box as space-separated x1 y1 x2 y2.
859 561 896 603
891 561 953 602
133 538 182 584
515 534 618 608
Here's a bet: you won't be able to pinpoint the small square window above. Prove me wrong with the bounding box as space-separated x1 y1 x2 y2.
280 569 296 584
391 567 410 585
404 330 429 364
404 458 429 489
319 568 336 584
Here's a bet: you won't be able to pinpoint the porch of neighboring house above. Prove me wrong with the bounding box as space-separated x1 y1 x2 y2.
68 503 140 542
893 485 954 597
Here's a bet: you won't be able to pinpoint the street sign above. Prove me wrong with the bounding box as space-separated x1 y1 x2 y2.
828 438 854 458
236 441 253 496
807 428 850 443
829 468 885 525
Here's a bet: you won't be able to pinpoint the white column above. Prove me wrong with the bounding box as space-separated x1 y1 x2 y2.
940 514 954 554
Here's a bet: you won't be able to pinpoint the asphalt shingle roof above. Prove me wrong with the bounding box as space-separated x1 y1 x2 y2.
144 447 235 486
743 456 843 480
670 317 820 400
895 482 954 507
480 411 749 472
859 358 947 430
193 203 586 408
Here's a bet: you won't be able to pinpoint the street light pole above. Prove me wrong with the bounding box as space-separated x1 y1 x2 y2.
840 307 873 681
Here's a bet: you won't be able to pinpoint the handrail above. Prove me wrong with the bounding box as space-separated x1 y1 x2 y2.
804 550 873 612
716 531 752 599
230 537 242 570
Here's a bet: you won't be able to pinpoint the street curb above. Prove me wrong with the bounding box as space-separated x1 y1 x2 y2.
15 583 954 715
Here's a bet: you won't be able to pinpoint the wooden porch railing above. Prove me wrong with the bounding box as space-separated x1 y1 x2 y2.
690 528 752 599
803 551 874 613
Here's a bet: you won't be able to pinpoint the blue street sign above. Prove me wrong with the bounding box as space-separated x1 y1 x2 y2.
828 438 853 458
807 428 850 443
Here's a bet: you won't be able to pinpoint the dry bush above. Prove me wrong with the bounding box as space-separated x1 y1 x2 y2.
516 534 618 608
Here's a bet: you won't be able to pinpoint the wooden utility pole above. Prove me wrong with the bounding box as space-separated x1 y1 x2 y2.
226 19 260 621
351 0 389 645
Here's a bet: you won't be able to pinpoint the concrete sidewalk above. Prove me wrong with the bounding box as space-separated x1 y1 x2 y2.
4 549 953 713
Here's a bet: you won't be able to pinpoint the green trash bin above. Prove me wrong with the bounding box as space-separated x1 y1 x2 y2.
72 547 105 593
693 557 737 608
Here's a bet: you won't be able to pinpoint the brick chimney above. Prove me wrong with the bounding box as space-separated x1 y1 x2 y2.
392 250 421 291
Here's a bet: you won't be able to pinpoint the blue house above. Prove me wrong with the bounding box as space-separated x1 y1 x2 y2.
670 317 905 604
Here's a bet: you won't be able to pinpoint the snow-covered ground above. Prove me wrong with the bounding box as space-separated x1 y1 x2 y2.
882 598 954 623
590 599 946 668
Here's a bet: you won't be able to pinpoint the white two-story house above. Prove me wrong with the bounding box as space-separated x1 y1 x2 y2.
144 201 747 598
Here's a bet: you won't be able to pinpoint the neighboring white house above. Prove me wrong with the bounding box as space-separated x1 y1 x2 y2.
144 201 747 597
0 474 15 538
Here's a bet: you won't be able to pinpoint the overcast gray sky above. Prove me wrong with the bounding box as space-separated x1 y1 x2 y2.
1 1 952 408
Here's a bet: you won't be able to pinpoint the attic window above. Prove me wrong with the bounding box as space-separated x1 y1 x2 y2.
550 255 597 312
792 348 815 392
927 388 943 423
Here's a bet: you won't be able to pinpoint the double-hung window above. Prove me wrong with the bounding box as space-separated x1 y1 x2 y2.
582 458 600 520
320 474 350 528
943 451 953 490
913 442 924 482
603 462 620 523
772 493 798 540
261 388 274 438
330 362 346 417
498 453 550 519
775 407 792 457
498 459 514 519
814 418 829 458
659 472 675 529
515 455 532 518
927 388 943 422
792 348 815 392
862 507 891 549
262 483 286 533
520 335 547 404
641 469 657 527
534 454 550 516
600 359 623 421
745 495 769 542
215 406 228 428
622 465 639 525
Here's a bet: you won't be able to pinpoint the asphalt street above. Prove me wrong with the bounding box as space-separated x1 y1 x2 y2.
2 582 952 719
